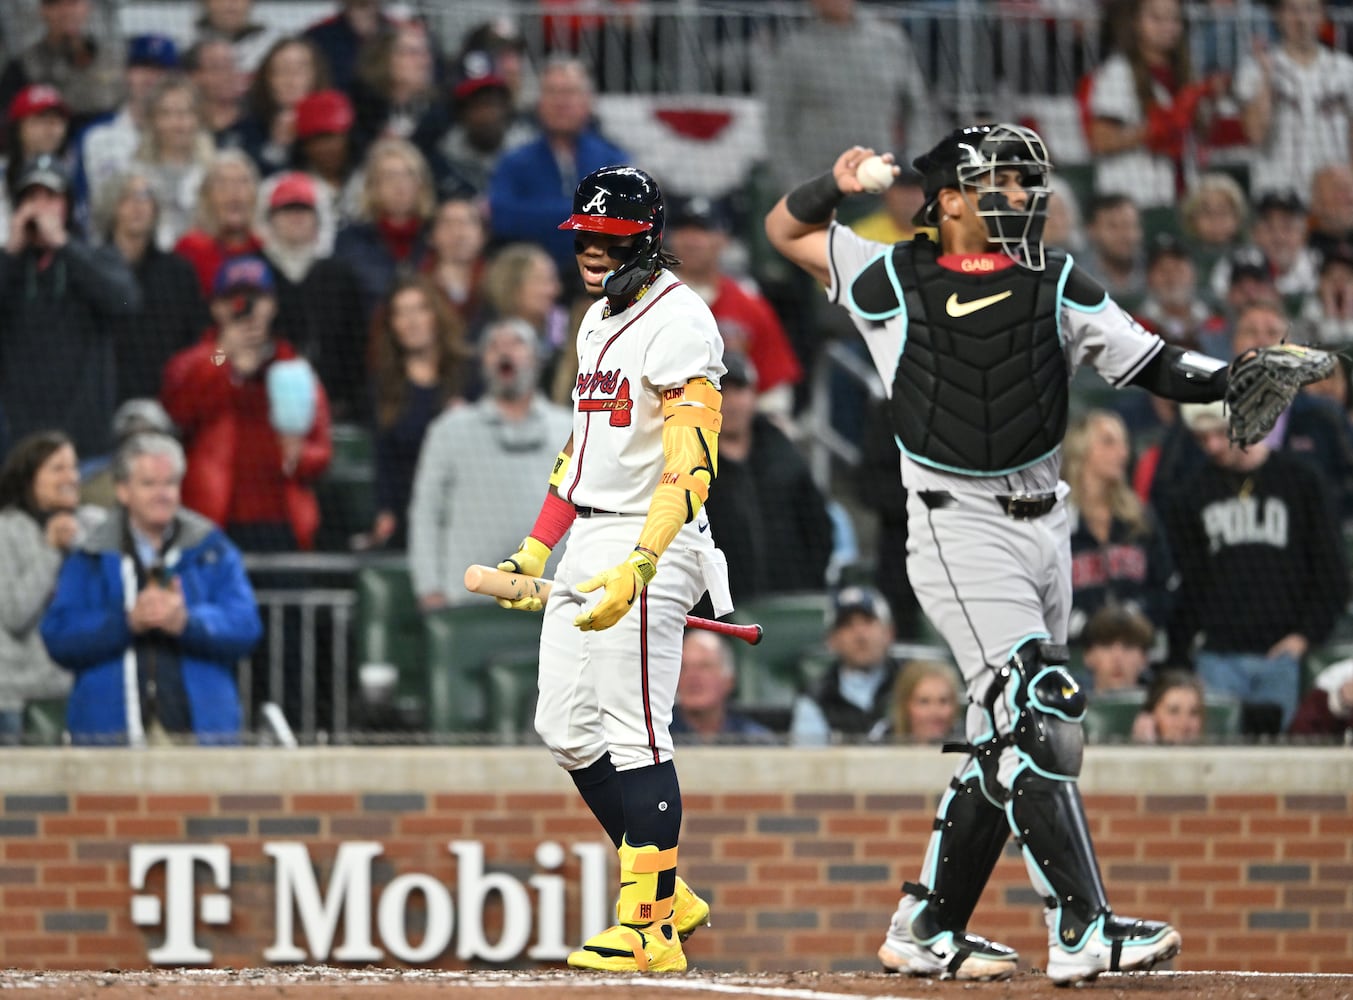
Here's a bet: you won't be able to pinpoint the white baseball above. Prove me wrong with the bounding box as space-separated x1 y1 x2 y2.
855 155 896 194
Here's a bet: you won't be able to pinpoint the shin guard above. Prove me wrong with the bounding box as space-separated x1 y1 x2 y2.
907 761 1010 938
1007 771 1111 948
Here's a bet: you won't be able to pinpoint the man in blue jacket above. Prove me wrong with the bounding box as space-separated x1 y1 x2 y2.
487 56 627 287
42 433 261 745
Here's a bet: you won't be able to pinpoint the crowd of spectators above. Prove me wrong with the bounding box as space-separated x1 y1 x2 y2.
2 0 1353 745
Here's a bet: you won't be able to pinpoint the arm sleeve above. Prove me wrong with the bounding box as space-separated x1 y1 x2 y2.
825 223 892 306
40 555 134 671
0 529 63 635
1088 56 1140 125
1125 344 1228 402
1232 56 1261 104
62 242 141 318
1062 269 1169 386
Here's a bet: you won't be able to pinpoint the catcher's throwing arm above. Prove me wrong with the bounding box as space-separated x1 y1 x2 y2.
464 565 763 645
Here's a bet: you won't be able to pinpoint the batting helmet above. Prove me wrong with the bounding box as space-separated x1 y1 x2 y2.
912 123 1053 271
558 165 665 298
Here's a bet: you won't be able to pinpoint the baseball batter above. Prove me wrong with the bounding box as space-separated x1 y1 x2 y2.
496 165 727 973
765 125 1232 985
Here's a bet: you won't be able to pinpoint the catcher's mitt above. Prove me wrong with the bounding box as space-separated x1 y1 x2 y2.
1226 343 1336 447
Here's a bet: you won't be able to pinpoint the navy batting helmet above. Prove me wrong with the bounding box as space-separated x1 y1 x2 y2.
912 123 1053 270
558 165 665 298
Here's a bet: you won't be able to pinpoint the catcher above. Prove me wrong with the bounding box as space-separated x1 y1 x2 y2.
764 123 1332 985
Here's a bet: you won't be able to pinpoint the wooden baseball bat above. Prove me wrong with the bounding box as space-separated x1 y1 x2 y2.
463 564 763 645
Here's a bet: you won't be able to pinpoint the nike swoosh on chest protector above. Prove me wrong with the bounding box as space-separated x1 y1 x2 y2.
944 289 1014 317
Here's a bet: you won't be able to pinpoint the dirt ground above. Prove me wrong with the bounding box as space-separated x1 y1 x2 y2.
0 968 1350 1000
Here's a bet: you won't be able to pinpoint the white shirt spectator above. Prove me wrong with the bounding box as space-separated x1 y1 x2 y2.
1087 53 1177 209
1234 46 1353 200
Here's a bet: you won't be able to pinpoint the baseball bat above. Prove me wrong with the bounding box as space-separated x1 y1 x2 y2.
463 564 763 645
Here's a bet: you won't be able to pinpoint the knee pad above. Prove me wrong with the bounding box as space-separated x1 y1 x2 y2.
971 639 1086 801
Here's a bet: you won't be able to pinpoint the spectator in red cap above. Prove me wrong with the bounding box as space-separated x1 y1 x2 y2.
258 170 367 420
1 84 69 237
161 254 332 552
184 38 245 145
238 37 329 177
94 167 208 404
0 0 125 137
291 88 362 229
173 149 264 298
435 49 532 197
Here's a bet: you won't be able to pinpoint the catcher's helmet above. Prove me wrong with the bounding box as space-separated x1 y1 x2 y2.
558 165 665 298
912 123 1053 271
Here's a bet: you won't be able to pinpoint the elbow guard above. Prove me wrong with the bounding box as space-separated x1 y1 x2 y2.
635 379 721 559
1129 345 1227 402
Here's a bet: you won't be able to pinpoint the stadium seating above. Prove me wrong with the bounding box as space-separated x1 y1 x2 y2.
1083 689 1243 743
23 698 67 746
423 605 543 736
728 592 831 710
355 565 426 719
315 424 376 551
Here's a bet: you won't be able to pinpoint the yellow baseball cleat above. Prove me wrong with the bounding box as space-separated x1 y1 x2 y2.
567 919 687 972
673 876 710 941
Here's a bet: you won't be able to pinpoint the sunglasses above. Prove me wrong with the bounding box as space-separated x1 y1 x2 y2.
574 238 637 262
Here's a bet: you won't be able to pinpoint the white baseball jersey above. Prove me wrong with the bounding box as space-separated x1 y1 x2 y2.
1234 45 1353 200
561 270 726 513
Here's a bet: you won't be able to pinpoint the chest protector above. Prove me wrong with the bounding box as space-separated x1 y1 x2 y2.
850 238 1069 475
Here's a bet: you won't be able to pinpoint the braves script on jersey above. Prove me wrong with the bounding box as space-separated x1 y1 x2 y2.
563 270 726 513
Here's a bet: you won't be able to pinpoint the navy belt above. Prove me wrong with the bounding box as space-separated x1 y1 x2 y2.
919 490 1057 520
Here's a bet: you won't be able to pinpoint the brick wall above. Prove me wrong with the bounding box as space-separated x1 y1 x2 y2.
0 747 1349 973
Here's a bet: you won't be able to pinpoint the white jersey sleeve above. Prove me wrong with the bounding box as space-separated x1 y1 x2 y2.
1087 55 1141 126
825 221 892 306
1061 261 1165 387
642 288 726 390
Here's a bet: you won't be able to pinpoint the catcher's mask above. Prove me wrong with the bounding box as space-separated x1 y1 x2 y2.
913 123 1053 271
558 164 665 298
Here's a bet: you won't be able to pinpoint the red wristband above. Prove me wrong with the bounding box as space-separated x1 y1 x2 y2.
529 493 576 548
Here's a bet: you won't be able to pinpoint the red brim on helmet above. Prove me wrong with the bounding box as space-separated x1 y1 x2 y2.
557 215 653 235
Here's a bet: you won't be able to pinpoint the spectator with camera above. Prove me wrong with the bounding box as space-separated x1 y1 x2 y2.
161 255 332 553
42 431 260 746
0 154 140 457
2 84 70 237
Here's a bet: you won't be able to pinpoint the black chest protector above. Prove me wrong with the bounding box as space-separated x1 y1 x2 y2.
849 238 1069 476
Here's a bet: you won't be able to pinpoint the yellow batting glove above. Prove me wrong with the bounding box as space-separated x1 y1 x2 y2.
573 549 658 632
496 537 553 611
